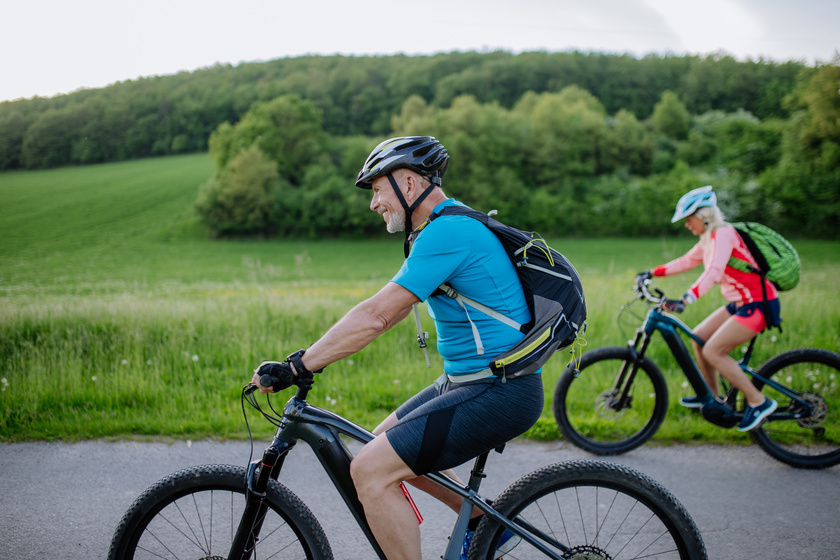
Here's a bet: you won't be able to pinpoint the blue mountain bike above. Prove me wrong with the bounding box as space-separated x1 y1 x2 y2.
553 278 840 469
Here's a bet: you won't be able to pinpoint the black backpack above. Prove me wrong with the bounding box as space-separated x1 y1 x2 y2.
423 206 587 379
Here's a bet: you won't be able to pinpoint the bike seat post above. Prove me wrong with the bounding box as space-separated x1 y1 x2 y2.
741 337 758 368
467 451 490 492
443 452 493 560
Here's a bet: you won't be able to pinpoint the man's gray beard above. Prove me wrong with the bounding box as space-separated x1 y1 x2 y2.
386 210 405 234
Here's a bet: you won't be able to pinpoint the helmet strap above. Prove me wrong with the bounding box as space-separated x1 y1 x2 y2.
387 173 436 258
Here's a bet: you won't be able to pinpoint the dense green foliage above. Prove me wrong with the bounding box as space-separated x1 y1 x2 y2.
195 62 839 239
2 51 837 240
0 51 809 170
1 155 838 442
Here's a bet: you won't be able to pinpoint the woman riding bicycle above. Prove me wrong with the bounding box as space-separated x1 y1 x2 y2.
637 185 780 431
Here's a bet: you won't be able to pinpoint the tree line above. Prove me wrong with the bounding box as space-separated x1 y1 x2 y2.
2 51 837 239
195 59 839 240
0 51 808 170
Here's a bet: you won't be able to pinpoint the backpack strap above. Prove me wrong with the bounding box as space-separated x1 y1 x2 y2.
437 284 524 331
414 204 524 357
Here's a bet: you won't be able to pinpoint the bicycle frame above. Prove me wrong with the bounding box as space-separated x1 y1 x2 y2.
624 301 812 423
235 381 568 560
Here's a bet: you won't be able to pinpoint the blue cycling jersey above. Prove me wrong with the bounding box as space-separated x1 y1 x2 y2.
392 199 530 375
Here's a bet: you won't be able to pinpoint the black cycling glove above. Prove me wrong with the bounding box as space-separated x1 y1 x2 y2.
255 361 295 392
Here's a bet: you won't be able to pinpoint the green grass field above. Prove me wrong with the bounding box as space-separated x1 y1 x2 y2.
2 154 839 445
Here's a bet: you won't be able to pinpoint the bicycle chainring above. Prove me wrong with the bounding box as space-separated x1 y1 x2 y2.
795 392 828 428
563 544 613 559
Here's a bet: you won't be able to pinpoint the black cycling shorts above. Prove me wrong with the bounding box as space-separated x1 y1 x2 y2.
387 372 543 476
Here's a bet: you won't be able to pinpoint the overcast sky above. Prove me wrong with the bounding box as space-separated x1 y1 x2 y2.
2 0 838 103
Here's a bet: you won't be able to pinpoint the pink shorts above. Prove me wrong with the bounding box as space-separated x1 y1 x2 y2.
726 300 781 333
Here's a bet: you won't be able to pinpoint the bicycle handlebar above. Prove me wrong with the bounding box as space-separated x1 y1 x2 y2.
634 278 666 305
244 367 316 397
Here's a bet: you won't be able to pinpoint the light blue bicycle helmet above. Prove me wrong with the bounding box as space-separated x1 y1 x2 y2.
671 185 716 223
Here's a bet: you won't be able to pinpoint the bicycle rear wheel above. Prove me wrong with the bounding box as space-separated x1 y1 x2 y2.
108 463 333 559
751 348 840 469
468 460 707 560
553 346 669 455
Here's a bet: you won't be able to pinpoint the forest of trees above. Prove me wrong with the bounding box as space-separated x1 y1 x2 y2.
2 51 838 238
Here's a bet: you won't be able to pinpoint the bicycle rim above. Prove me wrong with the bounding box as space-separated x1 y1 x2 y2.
751 348 840 469
469 460 706 560
108 464 332 559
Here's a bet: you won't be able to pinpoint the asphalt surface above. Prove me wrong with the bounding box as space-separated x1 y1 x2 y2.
1 438 838 559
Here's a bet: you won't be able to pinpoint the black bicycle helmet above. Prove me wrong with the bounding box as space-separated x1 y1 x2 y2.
355 136 449 189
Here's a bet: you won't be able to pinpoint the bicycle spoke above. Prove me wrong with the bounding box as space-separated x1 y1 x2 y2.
505 485 686 559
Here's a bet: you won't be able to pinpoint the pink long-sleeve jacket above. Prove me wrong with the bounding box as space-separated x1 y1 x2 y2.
652 225 777 305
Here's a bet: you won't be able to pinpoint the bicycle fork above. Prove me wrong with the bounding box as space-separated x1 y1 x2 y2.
228 439 293 560
609 330 652 410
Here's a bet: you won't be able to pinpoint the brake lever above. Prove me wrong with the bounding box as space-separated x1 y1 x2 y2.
244 383 259 396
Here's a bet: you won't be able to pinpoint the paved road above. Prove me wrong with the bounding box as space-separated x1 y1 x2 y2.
1 438 838 559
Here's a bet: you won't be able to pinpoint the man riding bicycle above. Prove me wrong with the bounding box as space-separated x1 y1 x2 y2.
251 136 541 559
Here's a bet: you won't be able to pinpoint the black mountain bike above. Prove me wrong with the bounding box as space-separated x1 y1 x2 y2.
109 369 707 559
553 278 840 469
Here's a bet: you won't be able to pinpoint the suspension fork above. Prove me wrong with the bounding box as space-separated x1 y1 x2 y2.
612 328 653 409
228 438 295 560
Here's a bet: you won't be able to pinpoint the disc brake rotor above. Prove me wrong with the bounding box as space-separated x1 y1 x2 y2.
596 389 628 419
795 392 828 428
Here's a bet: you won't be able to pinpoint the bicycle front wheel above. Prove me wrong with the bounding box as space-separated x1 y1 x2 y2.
468 460 707 560
751 348 840 469
108 464 333 560
553 346 669 455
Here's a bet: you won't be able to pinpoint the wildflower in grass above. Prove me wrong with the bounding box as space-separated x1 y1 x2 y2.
192 355 199 361
771 335 778 343
122 359 128 364
681 381 689 389
92 376 98 382
1 377 8 391
146 360 152 365
393 379 401 384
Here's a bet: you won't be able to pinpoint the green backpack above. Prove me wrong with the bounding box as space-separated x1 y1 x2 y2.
728 222 800 291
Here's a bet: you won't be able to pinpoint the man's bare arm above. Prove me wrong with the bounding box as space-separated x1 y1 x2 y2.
296 282 420 371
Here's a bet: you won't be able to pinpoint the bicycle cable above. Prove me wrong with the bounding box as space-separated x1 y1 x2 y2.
240 384 285 475
618 297 647 341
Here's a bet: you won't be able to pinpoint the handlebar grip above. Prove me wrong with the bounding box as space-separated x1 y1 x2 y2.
255 361 295 392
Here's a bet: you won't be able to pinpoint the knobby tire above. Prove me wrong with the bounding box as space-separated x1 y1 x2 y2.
467 460 707 560
553 346 669 455
750 348 840 469
107 463 333 560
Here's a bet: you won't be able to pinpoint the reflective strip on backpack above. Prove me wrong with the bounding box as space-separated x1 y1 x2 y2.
518 262 574 282
493 326 552 369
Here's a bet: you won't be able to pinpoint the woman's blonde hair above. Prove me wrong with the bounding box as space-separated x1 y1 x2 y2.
693 205 727 247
